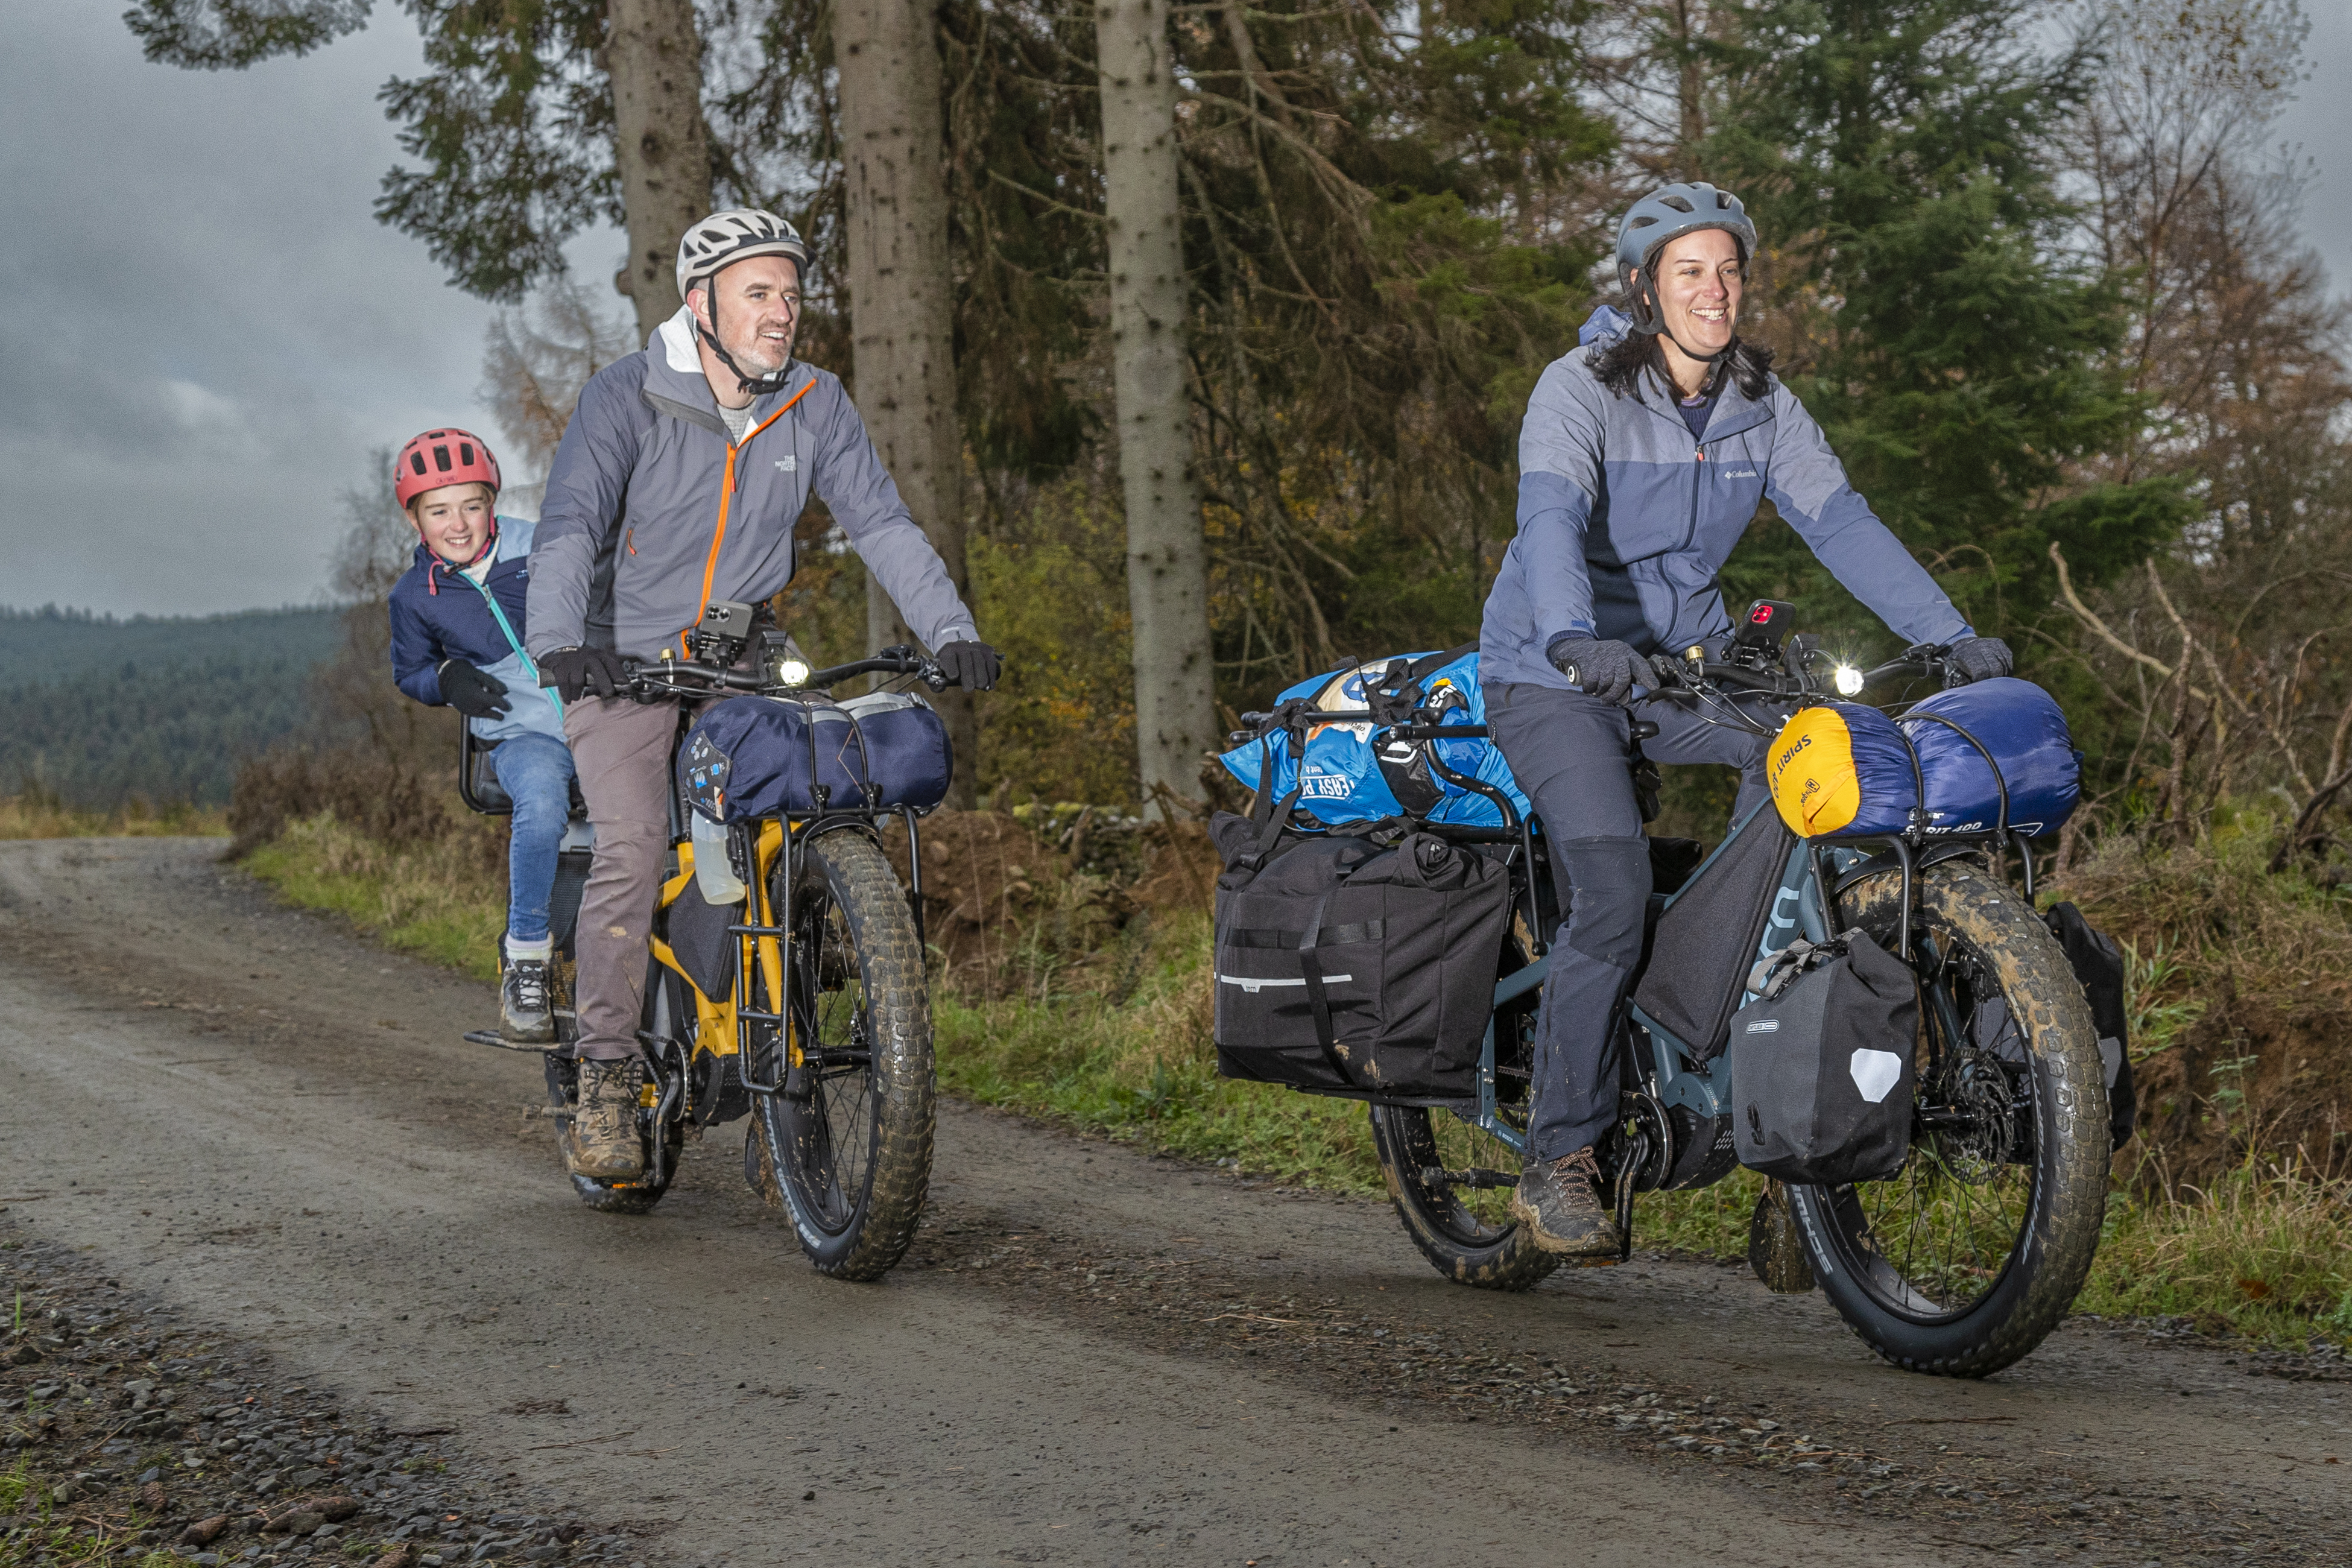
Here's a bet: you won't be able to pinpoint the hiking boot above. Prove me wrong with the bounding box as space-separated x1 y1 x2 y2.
572 1058 645 1180
1510 1146 1621 1257
501 958 556 1045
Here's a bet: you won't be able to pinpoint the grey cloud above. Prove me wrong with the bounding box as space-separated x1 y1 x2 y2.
0 1 618 616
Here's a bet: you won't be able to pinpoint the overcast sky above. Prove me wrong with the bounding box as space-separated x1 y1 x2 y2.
1 1 2347 618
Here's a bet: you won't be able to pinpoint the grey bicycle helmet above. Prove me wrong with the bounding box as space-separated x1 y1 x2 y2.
1614 182 1757 278
675 208 811 299
675 209 810 396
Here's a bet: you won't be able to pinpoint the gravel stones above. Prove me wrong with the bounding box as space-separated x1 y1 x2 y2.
1 1227 637 1566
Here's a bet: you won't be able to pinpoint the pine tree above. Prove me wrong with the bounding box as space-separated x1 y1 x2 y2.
1702 0 2188 659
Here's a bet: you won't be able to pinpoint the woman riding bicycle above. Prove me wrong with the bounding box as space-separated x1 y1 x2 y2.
1482 182 2014 1258
526 208 1001 1182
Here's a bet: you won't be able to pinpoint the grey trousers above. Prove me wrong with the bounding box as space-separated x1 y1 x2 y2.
561 694 684 1062
1486 682 1770 1161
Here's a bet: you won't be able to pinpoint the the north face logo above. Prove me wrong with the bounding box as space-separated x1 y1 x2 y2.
774 455 798 473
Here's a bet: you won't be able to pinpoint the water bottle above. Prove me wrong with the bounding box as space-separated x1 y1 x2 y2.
689 811 745 905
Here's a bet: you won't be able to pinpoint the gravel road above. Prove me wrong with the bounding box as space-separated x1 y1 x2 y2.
1 837 2345 1566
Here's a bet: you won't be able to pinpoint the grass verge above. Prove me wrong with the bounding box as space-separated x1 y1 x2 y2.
242 811 505 981
236 809 2352 1349
0 792 224 840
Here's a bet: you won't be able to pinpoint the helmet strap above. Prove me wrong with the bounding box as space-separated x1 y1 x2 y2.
694 279 793 400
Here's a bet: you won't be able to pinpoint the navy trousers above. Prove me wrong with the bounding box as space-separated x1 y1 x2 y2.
1486 683 1769 1162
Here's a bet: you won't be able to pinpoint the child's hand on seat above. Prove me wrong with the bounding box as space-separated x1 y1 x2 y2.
438 660 513 718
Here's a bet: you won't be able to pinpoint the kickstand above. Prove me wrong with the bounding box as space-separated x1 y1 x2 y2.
1613 1159 1637 1263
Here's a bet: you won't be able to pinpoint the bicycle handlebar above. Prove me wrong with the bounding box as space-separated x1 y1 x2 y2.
621 645 949 701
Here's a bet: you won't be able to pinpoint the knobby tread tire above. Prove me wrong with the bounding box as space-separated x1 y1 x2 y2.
1370 1106 1560 1292
780 829 935 1282
1800 861 2108 1377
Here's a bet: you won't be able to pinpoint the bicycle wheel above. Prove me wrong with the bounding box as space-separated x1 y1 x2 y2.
1370 1104 1558 1289
750 827 934 1280
1792 860 2108 1376
1368 928 1555 1291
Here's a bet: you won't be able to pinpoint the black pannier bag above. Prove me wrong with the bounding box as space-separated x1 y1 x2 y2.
677 690 952 823
1209 814 1511 1097
1728 933 1920 1184
1630 808 1798 1060
2042 901 2137 1149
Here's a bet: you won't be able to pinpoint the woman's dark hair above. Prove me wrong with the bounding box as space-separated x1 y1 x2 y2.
1587 330 1774 402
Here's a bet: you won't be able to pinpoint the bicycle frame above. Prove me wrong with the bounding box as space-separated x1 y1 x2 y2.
1458 803 1835 1158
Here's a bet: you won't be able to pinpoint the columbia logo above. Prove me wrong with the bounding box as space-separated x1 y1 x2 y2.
1721 468 1760 479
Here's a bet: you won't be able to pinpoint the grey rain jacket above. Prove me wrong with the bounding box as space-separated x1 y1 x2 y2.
1479 306 1971 691
528 308 979 663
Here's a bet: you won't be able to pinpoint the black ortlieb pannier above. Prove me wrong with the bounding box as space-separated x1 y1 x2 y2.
677 690 952 823
1209 813 1510 1098
2041 901 2137 1149
1728 933 1920 1184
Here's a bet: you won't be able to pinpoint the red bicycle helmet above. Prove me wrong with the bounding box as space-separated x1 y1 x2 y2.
394 428 502 509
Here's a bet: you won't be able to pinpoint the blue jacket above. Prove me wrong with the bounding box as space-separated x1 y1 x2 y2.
387 516 567 744
1479 306 1972 689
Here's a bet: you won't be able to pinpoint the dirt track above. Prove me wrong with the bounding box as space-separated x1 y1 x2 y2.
1 837 2345 1566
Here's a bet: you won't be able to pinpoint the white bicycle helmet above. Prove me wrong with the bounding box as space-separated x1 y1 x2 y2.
675 208 811 299
676 209 811 396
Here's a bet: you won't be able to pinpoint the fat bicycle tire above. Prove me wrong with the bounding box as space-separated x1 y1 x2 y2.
1792 861 2108 1377
1369 1105 1559 1291
753 827 934 1280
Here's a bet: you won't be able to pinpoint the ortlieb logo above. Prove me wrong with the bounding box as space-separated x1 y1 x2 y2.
1745 1019 1780 1034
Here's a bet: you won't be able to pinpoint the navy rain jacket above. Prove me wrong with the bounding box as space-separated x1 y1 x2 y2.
388 515 566 744
1480 307 1971 689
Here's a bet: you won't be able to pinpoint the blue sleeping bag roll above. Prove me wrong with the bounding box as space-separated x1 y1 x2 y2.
1216 649 1532 829
1900 677 2081 838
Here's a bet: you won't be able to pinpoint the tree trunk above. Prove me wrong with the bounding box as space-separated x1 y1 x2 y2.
607 0 713 345
837 0 976 805
1098 0 1214 817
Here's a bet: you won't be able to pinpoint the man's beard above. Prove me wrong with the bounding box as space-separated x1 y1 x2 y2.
730 329 794 376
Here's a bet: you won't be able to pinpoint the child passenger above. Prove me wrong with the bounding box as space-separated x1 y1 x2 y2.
385 429 576 1043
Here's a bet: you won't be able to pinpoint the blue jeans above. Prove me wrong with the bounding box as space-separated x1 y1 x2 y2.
486 732 578 945
1487 683 1769 1162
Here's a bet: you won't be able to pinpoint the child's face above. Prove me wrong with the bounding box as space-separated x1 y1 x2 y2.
409 484 495 564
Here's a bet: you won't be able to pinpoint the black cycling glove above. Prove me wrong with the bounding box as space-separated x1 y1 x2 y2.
935 639 1003 692
1546 635 1658 707
1946 635 2014 685
538 645 628 703
437 660 512 719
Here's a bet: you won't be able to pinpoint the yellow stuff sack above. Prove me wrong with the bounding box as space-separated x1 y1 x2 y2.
1767 703 1918 839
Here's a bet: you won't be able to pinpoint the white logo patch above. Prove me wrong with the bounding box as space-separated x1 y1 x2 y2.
774 455 798 473
1745 1019 1780 1034
1849 1048 1905 1104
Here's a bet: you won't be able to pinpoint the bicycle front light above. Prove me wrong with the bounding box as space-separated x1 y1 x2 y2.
1832 663 1865 697
773 656 812 686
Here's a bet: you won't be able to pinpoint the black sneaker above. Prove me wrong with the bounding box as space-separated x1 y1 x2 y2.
1509 1146 1622 1258
501 958 555 1044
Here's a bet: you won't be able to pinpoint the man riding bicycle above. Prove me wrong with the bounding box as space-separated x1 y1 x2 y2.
1482 182 2012 1258
528 208 1000 1182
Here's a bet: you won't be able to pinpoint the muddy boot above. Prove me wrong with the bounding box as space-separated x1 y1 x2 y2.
500 957 556 1045
573 1057 645 1180
1509 1146 1621 1257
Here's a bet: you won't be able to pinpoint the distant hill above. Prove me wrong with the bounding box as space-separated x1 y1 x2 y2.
0 605 347 808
